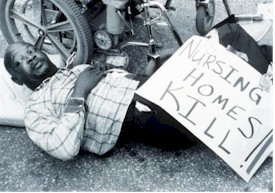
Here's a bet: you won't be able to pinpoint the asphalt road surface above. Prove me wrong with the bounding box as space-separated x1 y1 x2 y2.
0 0 273 191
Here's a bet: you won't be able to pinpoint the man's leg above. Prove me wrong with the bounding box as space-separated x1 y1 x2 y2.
217 23 271 74
259 45 273 64
120 92 197 150
144 103 198 150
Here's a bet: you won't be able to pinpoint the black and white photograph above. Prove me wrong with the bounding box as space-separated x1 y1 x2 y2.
0 0 273 191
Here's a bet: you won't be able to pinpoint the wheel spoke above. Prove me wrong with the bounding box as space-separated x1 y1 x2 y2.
47 20 73 33
34 35 46 49
32 0 47 26
47 34 71 59
10 9 40 29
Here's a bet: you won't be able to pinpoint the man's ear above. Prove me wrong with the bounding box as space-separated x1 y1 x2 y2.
11 77 23 85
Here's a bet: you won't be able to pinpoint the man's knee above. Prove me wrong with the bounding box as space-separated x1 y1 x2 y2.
218 23 245 48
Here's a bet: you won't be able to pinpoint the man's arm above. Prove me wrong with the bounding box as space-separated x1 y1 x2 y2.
24 66 105 161
25 102 86 161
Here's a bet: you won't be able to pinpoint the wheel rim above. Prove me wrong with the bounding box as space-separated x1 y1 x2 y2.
203 1 215 27
4 0 82 61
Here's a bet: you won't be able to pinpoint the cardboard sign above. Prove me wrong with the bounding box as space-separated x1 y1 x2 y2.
135 36 273 182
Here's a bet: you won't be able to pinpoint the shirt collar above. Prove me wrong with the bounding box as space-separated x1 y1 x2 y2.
34 77 51 91
34 68 76 91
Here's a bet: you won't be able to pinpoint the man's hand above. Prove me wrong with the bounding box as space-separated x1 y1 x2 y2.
71 66 104 99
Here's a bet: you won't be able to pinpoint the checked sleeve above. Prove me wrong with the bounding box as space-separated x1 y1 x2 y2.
25 97 86 161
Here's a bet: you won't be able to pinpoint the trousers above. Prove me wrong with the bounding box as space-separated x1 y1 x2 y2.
217 21 272 74
119 21 273 150
120 76 197 150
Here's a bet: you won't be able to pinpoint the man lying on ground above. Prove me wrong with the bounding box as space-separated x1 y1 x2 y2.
3 23 272 161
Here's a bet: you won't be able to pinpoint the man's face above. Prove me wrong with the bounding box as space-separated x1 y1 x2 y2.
9 43 54 84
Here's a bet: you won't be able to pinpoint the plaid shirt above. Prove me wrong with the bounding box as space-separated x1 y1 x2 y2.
25 65 139 160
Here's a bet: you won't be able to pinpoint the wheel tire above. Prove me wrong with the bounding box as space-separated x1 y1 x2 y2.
196 1 215 36
144 49 174 76
0 0 93 65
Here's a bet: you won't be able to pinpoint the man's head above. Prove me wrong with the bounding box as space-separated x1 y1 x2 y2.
4 42 58 90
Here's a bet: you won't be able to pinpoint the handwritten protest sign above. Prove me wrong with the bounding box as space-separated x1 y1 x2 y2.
135 36 273 182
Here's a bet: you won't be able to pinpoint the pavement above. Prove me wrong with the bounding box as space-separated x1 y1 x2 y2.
0 0 273 191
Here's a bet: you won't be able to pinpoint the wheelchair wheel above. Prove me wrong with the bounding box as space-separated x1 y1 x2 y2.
0 0 93 65
196 0 215 35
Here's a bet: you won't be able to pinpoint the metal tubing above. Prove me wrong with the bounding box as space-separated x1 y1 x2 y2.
106 5 124 35
142 0 157 54
143 1 154 40
144 0 183 46
196 0 211 7
222 0 231 16
120 41 149 49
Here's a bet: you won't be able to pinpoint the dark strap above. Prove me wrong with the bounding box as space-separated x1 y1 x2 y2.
212 16 271 74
